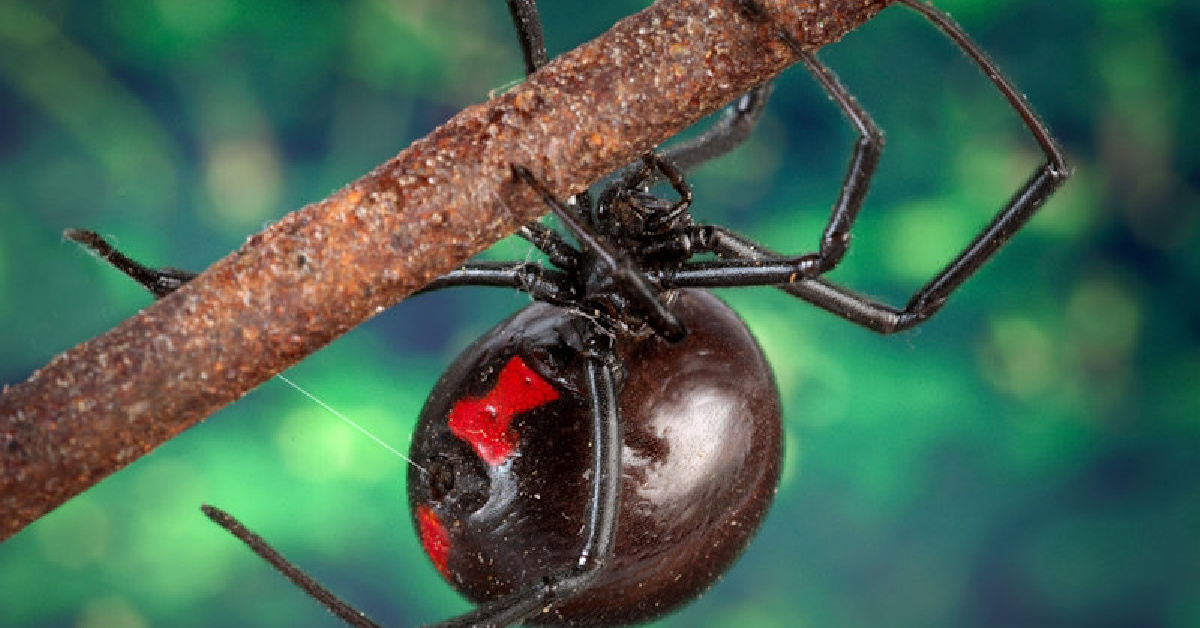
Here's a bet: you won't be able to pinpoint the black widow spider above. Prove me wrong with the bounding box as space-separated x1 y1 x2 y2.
67 0 1069 626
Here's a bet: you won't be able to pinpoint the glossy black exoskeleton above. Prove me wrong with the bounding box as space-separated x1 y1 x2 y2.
66 0 1068 626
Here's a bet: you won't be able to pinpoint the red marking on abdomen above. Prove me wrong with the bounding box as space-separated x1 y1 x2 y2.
417 505 451 579
448 355 559 466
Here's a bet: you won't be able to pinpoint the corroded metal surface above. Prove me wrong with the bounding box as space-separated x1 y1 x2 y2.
0 0 891 541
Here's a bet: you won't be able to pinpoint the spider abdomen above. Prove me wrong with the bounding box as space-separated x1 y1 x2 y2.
407 289 782 626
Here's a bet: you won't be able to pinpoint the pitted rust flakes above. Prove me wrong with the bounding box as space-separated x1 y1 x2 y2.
0 0 891 541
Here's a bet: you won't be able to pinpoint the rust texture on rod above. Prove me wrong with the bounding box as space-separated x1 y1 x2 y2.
0 0 892 541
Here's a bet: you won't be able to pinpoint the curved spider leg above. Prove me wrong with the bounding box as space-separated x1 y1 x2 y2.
886 0 1069 314
64 228 196 298
658 0 1069 333
427 339 622 628
793 51 883 276
616 83 771 208
728 0 884 279
512 164 687 343
659 82 773 174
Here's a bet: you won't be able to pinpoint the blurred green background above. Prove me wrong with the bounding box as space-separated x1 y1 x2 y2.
2 0 1197 627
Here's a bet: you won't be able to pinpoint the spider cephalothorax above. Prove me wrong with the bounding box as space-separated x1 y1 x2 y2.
593 155 698 265
510 154 708 341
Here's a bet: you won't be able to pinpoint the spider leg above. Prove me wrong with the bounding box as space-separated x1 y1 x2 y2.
616 84 771 195
428 343 622 628
202 505 387 628
794 51 883 276
659 83 773 173
516 222 583 270
417 260 577 304
505 0 547 75
64 228 196 298
657 0 1068 333
888 0 1069 315
512 164 687 343
662 228 920 332
735 1 883 279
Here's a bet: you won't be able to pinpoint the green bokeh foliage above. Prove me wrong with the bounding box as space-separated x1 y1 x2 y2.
1 1 1197 627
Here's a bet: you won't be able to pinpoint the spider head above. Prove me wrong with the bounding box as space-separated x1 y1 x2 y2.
596 185 674 235
593 173 695 269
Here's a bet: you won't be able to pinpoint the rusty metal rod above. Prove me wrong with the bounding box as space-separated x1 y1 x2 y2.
0 0 892 541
